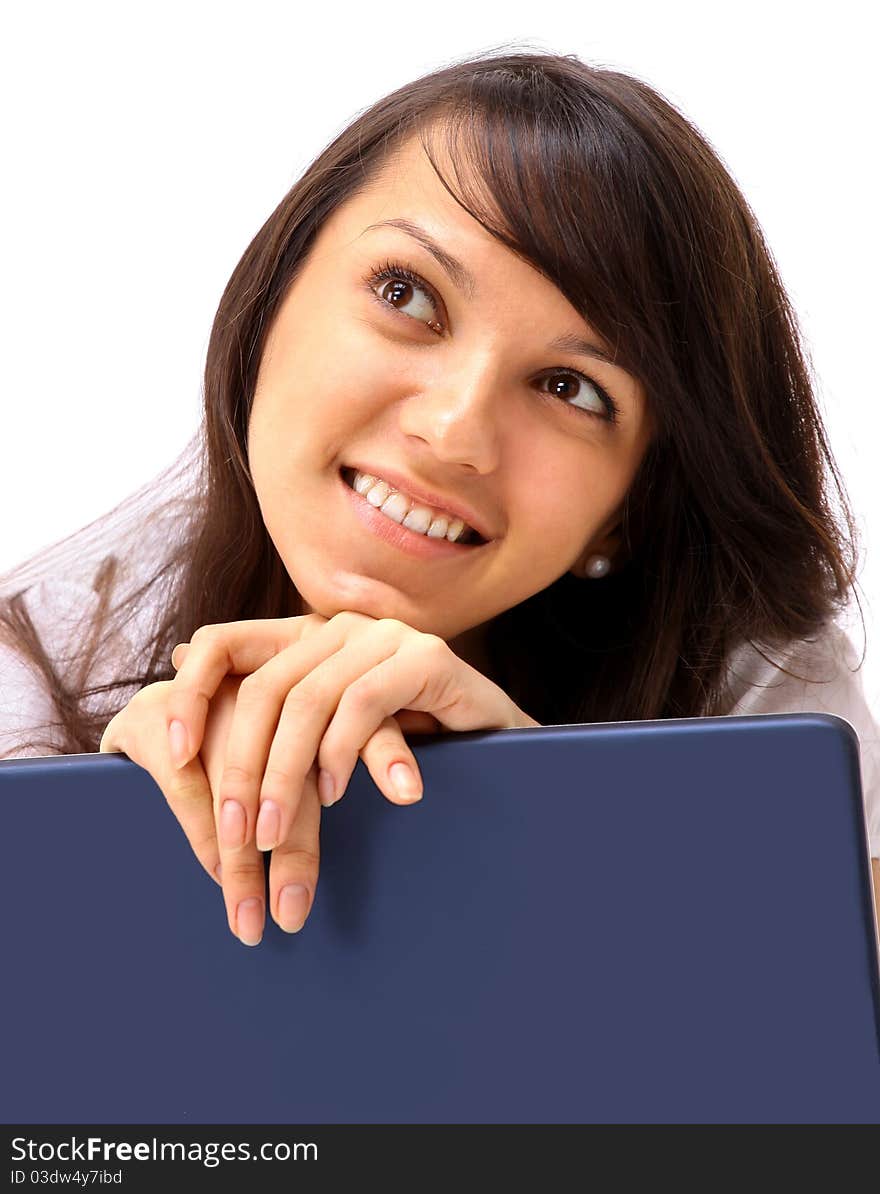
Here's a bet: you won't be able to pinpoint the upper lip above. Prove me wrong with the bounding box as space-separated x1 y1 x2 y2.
345 462 496 541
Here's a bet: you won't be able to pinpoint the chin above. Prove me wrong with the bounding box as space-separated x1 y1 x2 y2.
314 572 468 639
294 569 404 623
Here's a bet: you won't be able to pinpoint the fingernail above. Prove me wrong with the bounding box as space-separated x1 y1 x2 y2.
388 761 422 803
278 884 310 933
214 863 223 882
220 799 247 849
318 768 336 807
256 799 281 851
168 719 189 769
236 898 264 946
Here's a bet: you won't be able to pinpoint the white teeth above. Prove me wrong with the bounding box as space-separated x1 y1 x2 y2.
366 481 392 508
353 472 377 496
348 469 476 543
379 492 411 523
402 506 432 534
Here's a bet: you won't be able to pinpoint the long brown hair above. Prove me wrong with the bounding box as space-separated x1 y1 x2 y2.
0 45 864 755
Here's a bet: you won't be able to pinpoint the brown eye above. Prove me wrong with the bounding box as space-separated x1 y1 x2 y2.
365 261 444 332
535 370 620 424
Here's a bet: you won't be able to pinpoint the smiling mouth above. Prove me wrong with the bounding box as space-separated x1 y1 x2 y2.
340 467 489 546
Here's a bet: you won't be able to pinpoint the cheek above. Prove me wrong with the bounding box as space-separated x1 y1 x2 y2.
521 497 588 567
512 460 593 545
246 400 304 540
246 399 283 495
277 339 391 437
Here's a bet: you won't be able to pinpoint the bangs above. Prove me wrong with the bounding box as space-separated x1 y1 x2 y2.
411 91 663 388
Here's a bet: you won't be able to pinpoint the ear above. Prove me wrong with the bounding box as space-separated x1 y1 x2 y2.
568 522 624 580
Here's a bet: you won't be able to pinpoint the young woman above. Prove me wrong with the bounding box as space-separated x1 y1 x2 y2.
2 49 878 947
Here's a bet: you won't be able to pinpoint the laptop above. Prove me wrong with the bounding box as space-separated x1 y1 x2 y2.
1 712 879 1123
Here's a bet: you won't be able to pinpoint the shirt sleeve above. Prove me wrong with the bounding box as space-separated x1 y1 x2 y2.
725 623 880 860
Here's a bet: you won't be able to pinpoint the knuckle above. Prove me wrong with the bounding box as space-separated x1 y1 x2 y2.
261 765 297 795
375 617 405 640
419 631 447 658
330 610 371 633
169 674 208 701
191 829 219 860
218 763 257 798
226 859 266 884
295 615 324 641
344 674 380 711
188 623 221 648
407 633 449 676
281 683 317 716
272 842 320 872
166 770 210 805
236 670 273 702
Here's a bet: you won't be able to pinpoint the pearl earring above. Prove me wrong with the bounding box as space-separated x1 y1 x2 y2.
584 554 611 579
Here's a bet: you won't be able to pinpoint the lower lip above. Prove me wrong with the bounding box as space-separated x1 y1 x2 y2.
339 469 489 560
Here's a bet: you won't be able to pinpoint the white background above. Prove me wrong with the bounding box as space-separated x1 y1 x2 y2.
2 1 877 700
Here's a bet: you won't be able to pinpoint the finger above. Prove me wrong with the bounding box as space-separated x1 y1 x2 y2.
316 636 515 808
268 764 322 933
98 712 126 754
170 642 189 670
199 689 268 946
219 833 267 948
100 707 222 888
164 613 350 769
225 620 405 852
161 756 225 889
214 614 388 854
171 620 329 673
322 715 424 809
315 645 439 808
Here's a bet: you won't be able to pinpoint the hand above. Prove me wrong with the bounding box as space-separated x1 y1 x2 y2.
101 663 343 945
97 614 401 945
163 611 539 927
166 609 538 825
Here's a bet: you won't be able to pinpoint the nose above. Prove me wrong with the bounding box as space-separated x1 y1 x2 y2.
397 352 504 474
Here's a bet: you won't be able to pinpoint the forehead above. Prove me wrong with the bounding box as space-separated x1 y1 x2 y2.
325 128 506 254
361 132 465 207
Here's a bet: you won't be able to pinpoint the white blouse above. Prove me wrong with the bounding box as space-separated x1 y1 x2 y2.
1 576 878 859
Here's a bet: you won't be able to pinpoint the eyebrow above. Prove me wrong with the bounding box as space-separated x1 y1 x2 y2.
360 217 626 371
362 218 478 300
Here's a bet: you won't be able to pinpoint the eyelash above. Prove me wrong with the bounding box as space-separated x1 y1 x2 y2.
362 258 621 426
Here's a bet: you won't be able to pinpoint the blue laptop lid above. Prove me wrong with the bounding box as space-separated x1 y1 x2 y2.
2 712 879 1124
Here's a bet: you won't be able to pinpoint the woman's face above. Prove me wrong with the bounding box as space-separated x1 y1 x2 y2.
248 133 653 655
